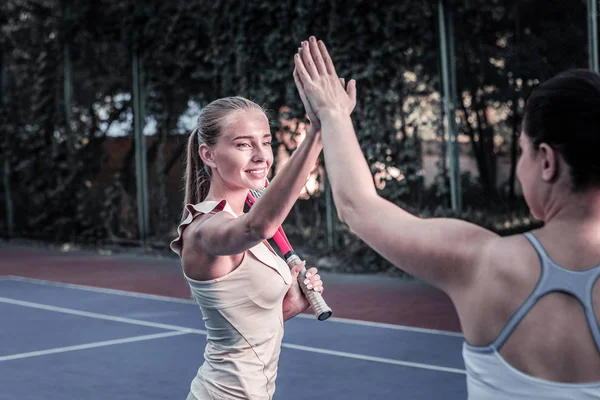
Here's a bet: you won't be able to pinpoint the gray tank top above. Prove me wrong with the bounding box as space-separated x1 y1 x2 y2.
491 232 600 351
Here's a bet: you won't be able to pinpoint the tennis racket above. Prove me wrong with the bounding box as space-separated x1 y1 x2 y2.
245 181 333 321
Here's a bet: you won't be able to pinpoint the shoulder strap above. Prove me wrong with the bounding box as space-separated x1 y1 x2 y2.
491 233 549 350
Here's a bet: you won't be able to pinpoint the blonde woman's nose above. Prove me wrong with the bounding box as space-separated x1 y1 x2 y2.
252 147 267 162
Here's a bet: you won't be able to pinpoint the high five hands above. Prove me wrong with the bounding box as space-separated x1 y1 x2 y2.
293 37 356 130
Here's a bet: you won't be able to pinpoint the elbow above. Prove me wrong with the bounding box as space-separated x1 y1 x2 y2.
243 209 281 241
335 196 359 226
336 210 349 226
335 191 378 227
246 219 278 241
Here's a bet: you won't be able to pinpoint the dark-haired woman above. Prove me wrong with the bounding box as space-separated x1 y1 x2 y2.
295 36 600 399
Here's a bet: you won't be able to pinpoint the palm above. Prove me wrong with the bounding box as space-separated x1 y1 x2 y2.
294 67 355 131
293 38 357 123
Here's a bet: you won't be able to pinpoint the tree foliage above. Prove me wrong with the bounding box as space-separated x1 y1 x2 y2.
0 0 587 272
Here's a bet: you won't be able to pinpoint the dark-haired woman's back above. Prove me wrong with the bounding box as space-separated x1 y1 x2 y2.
461 227 600 399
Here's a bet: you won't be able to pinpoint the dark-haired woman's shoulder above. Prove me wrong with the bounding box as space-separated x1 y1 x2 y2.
454 233 543 344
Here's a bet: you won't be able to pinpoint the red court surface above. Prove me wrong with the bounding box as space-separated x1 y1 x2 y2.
0 242 462 333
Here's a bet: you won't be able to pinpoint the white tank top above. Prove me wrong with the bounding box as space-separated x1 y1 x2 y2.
463 344 600 399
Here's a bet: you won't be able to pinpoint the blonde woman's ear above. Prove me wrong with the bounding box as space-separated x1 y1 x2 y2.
199 144 216 168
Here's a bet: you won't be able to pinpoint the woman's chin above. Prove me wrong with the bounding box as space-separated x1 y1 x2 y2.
243 175 267 188
248 180 266 190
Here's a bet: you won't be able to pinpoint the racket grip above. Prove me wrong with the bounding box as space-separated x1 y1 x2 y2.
285 252 333 321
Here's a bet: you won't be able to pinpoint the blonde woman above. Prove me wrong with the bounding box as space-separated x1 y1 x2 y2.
171 61 356 399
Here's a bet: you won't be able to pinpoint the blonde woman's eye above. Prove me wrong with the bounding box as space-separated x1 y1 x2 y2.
237 143 251 148
263 141 272 146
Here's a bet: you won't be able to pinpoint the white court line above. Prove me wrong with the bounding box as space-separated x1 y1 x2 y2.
0 331 190 362
302 315 464 337
4 275 197 304
1 295 463 374
3 276 463 337
282 343 466 375
0 296 207 335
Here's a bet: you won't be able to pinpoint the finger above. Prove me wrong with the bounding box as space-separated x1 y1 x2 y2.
305 267 318 278
293 68 306 97
307 279 322 290
291 264 304 280
305 279 321 290
303 271 319 286
294 68 314 116
301 41 319 79
309 36 327 75
347 79 357 109
317 39 338 77
294 51 312 85
339 78 345 88
293 67 303 90
307 283 323 293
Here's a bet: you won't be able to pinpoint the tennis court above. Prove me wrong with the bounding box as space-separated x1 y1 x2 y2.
2 1 599 398
0 245 465 400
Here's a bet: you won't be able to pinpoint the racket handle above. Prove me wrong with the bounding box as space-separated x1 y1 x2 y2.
285 252 333 321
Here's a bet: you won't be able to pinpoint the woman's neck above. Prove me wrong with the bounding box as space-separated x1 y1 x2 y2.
543 188 600 237
204 181 248 216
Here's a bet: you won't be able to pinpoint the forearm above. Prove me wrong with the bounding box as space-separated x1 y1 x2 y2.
282 296 305 321
246 129 322 237
319 111 378 222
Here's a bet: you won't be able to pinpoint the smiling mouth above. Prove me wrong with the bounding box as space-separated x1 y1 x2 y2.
245 169 266 176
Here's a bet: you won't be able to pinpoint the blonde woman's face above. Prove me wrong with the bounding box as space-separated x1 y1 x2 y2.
210 110 273 190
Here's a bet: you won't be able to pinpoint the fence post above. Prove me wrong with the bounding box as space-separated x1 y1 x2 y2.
0 43 14 239
63 2 74 159
589 0 599 72
438 0 462 214
133 51 149 245
324 172 336 252
3 158 14 239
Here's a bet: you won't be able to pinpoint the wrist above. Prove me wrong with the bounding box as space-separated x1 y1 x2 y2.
283 295 306 320
318 108 349 124
305 127 323 147
294 301 309 317
306 125 321 137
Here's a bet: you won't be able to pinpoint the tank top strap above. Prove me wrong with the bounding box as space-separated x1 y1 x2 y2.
492 232 600 352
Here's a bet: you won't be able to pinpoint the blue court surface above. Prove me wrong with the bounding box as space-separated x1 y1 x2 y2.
0 276 467 399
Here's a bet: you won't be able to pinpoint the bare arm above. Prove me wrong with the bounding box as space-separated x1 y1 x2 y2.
188 128 323 257
295 37 498 292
